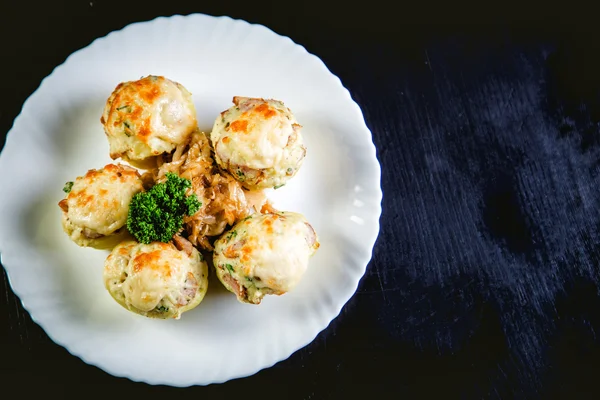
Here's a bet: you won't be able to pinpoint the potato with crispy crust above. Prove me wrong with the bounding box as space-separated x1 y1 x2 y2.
103 238 208 319
58 163 144 247
213 212 319 304
210 96 306 190
101 75 197 161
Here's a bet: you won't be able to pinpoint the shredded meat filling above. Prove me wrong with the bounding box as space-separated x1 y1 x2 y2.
144 130 268 250
221 271 247 300
172 235 194 256
179 272 199 305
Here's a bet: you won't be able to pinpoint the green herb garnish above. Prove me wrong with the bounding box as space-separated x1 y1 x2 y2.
236 170 245 181
126 173 202 244
123 121 132 136
63 181 74 193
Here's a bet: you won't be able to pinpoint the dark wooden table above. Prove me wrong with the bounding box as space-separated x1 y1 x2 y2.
2 1 600 398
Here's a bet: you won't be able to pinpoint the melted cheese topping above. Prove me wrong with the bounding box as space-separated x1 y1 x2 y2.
60 164 143 246
104 241 208 319
210 96 306 189
213 212 319 304
101 75 198 160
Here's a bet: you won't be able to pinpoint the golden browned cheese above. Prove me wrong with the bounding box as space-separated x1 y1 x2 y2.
210 96 306 190
59 163 144 247
103 239 208 319
213 212 319 304
101 75 197 161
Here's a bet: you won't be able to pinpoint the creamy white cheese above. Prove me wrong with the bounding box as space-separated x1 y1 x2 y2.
210 96 306 189
104 241 208 319
59 163 144 247
101 75 197 160
213 211 319 304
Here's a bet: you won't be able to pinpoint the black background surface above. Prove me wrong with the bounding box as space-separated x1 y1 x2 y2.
2 1 600 398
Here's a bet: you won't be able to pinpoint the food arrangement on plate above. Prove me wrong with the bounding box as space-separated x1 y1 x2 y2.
58 75 320 319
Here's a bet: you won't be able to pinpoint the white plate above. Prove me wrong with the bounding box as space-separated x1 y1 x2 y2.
0 14 381 386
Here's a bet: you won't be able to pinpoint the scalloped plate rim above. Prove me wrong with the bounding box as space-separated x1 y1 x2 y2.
0 13 382 386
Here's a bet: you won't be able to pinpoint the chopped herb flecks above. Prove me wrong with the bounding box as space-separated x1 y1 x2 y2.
63 181 74 193
236 170 245 181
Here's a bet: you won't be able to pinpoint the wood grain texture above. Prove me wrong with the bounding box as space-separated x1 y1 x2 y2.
2 1 600 398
